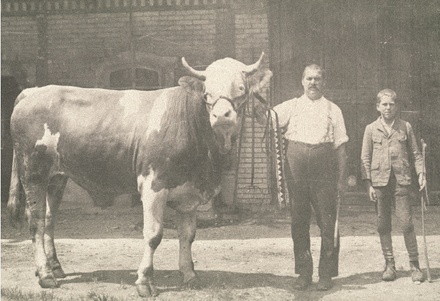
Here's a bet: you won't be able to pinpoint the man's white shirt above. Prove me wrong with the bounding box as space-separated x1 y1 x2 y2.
272 94 349 149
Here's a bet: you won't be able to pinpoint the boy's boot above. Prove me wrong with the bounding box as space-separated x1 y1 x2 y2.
410 261 425 282
382 258 396 281
380 233 395 281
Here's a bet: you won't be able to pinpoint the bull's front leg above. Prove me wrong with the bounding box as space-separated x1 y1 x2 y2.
135 174 167 297
176 210 198 286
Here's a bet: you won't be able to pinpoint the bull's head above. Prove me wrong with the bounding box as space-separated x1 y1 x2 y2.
182 52 272 154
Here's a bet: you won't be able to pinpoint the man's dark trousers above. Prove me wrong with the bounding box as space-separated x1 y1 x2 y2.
286 141 339 278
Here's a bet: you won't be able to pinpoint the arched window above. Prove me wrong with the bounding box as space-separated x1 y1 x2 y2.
109 68 160 91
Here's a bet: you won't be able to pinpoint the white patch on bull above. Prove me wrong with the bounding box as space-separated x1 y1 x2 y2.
15 87 40 104
21 87 40 98
137 172 168 209
119 90 141 118
137 174 152 194
35 123 60 154
146 90 169 137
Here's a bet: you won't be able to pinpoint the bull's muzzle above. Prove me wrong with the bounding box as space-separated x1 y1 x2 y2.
210 98 239 154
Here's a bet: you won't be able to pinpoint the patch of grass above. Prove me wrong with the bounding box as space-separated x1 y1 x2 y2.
86 291 130 301
1 287 132 301
1 287 58 301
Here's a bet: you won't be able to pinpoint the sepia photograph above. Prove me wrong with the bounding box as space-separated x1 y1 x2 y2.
1 0 439 300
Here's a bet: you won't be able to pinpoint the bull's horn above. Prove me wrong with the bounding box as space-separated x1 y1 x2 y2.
243 52 265 74
182 57 206 80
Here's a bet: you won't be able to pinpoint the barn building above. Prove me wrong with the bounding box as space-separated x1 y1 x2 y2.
2 0 439 211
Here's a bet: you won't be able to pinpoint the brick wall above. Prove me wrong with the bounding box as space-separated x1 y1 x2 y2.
33 10 217 87
234 12 272 210
1 16 39 85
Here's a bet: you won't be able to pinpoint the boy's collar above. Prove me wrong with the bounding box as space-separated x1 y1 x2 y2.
379 116 395 127
376 117 399 136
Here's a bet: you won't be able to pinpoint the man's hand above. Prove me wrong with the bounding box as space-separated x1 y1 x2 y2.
337 180 347 195
336 143 348 196
254 103 269 125
418 172 426 191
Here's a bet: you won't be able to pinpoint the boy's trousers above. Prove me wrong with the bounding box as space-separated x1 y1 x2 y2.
285 141 339 278
374 170 419 261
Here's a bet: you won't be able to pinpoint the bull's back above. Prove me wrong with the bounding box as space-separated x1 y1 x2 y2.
11 85 174 194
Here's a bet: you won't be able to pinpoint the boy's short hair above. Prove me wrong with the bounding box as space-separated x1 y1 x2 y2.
377 89 397 104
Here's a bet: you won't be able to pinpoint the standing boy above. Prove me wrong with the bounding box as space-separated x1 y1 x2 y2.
361 89 426 282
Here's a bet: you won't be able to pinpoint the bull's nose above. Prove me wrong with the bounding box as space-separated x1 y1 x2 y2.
210 99 236 124
213 108 232 120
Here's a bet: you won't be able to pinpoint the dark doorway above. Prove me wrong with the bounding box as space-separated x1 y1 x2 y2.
2 76 21 203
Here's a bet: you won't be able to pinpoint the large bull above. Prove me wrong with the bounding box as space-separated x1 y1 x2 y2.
8 53 272 297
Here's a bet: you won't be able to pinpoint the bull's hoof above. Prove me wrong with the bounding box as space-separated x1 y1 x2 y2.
181 276 201 290
38 275 58 288
52 267 66 278
136 283 158 297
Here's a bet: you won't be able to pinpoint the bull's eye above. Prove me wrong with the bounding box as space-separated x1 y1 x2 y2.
238 85 245 91
203 93 214 111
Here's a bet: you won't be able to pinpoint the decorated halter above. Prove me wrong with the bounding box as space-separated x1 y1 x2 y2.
203 93 249 114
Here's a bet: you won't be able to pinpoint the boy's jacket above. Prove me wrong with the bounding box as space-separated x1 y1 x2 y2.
361 118 424 187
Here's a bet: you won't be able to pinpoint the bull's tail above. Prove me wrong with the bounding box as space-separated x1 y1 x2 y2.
7 150 26 228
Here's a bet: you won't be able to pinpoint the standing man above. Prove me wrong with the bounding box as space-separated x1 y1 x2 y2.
261 64 349 290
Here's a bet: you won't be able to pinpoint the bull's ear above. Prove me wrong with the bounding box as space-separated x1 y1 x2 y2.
248 69 273 93
178 76 205 94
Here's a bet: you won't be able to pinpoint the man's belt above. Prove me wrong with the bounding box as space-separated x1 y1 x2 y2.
291 141 333 149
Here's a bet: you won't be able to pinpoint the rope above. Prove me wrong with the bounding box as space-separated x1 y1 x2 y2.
253 92 289 209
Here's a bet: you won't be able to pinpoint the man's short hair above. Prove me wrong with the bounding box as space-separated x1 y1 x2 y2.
303 64 325 79
377 89 397 104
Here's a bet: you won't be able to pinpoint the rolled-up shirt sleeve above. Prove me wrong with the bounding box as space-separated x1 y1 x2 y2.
272 99 295 128
332 104 349 149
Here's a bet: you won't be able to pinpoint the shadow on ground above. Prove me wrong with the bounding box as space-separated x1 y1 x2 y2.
58 267 440 298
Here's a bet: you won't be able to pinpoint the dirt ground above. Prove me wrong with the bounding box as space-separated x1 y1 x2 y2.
2 184 440 300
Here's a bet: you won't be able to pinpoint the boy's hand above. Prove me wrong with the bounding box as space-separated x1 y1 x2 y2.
368 186 377 202
363 180 377 202
418 172 426 191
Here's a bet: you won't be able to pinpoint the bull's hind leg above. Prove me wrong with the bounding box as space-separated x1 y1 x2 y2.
22 147 58 288
44 174 69 278
135 174 167 297
176 210 198 286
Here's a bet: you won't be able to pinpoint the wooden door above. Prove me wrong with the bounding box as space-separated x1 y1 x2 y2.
268 0 440 198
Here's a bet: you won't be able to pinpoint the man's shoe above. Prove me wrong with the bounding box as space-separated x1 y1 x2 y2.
317 276 333 291
382 259 397 281
292 274 312 291
410 261 425 282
